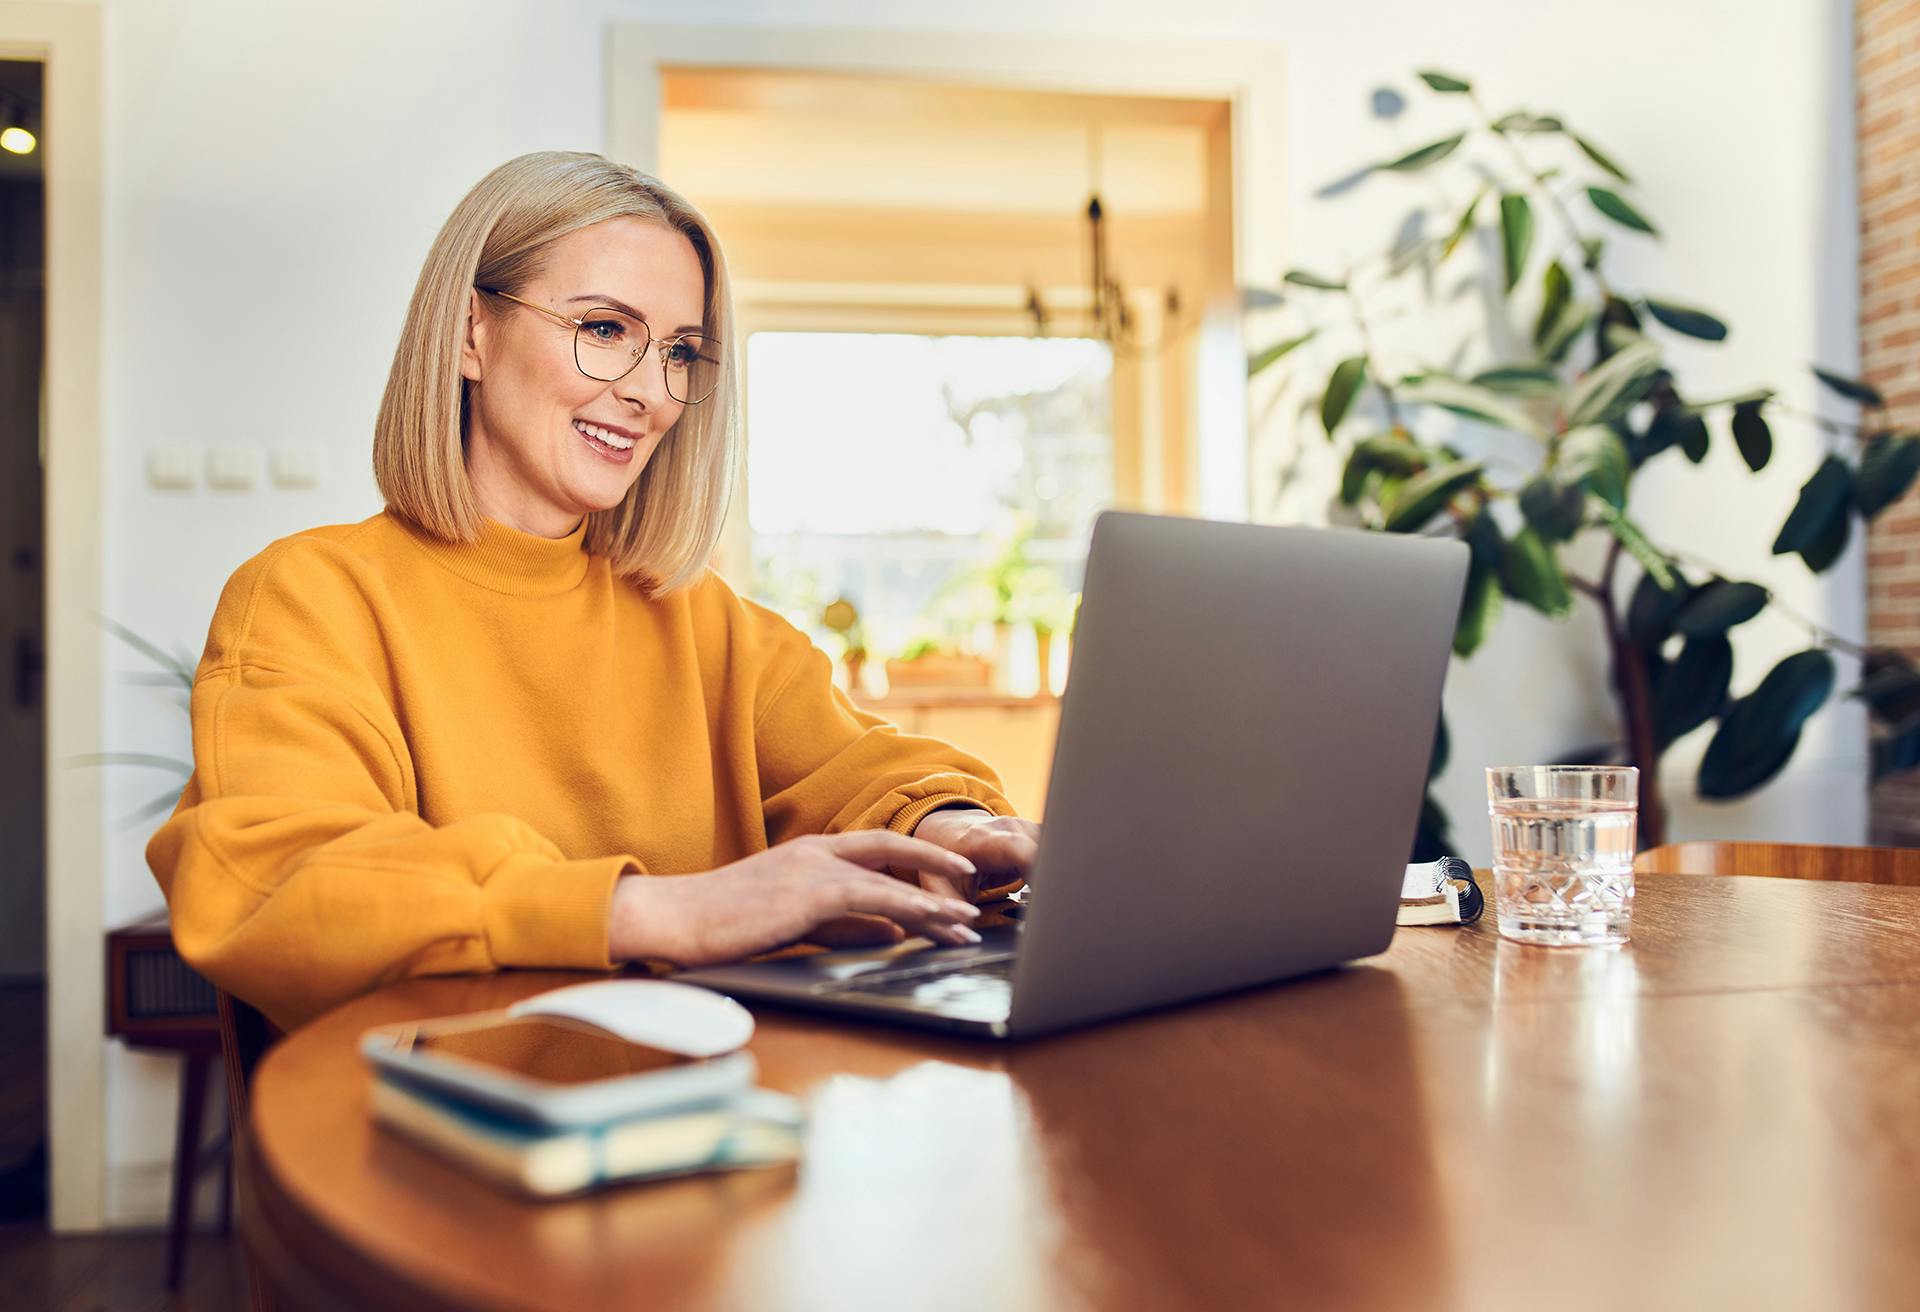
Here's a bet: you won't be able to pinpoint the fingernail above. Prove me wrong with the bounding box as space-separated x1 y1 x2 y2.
947 900 979 919
954 856 978 875
954 925 982 944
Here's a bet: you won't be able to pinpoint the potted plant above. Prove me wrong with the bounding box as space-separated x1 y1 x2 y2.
1245 68 1920 852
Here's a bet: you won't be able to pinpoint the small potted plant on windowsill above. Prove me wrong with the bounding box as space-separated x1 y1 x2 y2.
883 636 994 690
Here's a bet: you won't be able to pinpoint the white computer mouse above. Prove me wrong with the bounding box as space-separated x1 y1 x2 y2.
506 979 755 1058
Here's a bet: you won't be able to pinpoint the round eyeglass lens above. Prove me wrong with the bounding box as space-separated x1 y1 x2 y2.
662 334 720 405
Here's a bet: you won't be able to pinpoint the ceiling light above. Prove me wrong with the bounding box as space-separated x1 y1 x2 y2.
1 94 37 155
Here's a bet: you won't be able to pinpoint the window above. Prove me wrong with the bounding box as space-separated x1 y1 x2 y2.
746 331 1113 670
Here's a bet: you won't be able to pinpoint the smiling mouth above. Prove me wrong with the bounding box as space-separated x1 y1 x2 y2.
573 419 638 451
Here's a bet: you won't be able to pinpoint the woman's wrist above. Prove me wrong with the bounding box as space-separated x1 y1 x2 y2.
607 870 662 962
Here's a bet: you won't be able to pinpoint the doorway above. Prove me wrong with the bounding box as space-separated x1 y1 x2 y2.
0 54 45 1220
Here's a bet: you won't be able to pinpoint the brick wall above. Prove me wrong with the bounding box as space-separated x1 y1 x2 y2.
1861 0 1920 844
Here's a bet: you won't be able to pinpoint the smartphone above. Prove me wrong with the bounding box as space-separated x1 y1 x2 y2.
361 1010 757 1128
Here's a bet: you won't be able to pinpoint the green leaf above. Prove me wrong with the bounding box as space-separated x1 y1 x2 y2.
1853 649 1920 726
1540 302 1598 365
1678 412 1711 463
1382 133 1466 172
1455 511 1505 657
1800 502 1853 573
1284 269 1347 291
1811 366 1883 408
1428 712 1451 780
1492 111 1564 133
1588 186 1658 236
1499 193 1533 292
1454 554 1503 657
1534 261 1571 349
1731 401 1773 471
1673 580 1768 636
1441 187 1485 262
1855 433 1920 516
1572 133 1631 182
1326 365 1377 441
1321 356 1369 437
1520 475 1586 542
1644 298 1728 343
1873 722 1920 779
1653 635 1733 747
1382 459 1486 533
1558 424 1631 508
1773 456 1853 558
1698 650 1837 799
1627 567 1691 648
1471 364 1559 397
1339 431 1429 504
1417 70 1472 93
1591 500 1677 590
1501 526 1573 619
1566 338 1663 427
1247 330 1317 378
1396 374 1540 434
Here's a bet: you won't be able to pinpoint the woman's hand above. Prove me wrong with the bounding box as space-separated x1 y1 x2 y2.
910 808 1042 902
607 831 984 967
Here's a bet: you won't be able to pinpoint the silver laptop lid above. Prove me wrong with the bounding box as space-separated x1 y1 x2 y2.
1006 512 1468 1036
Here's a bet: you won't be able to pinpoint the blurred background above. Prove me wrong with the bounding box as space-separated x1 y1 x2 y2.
2 0 1913 1299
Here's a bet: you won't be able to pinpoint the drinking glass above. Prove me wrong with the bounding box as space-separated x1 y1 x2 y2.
1486 766 1638 946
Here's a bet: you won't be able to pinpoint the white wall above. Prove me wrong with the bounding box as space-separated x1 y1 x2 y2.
71 0 1855 1224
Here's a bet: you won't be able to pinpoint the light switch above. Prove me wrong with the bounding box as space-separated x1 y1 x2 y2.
205 444 261 490
269 441 323 489
145 444 197 490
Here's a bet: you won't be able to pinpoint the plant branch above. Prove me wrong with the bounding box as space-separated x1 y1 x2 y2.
1345 282 1402 429
1466 93 1613 302
1649 541 1874 660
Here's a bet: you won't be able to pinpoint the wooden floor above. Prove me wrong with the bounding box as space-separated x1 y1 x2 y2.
0 1223 248 1311
0 984 248 1309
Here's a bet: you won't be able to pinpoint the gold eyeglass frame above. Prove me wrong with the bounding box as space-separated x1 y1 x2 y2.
476 286 720 404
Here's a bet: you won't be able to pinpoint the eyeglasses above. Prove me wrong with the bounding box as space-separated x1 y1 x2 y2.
476 287 721 405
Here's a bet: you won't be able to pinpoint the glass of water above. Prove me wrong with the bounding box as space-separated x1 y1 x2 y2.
1486 766 1638 947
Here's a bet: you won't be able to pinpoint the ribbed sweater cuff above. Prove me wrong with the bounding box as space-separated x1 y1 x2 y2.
481 852 633 971
887 793 1004 837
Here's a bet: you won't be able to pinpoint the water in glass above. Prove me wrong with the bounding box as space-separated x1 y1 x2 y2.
1489 798 1637 946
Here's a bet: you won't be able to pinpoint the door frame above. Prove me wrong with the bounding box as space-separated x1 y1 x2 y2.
2 0 105 1233
604 22 1284 526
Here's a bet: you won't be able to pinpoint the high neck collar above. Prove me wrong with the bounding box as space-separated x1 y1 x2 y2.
405 513 593 596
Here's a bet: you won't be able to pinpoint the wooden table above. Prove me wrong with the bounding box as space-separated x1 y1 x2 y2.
239 875 1920 1311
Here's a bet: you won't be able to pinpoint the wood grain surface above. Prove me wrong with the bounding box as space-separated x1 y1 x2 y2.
240 874 1920 1312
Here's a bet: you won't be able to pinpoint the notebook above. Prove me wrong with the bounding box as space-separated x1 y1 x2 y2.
369 1070 804 1198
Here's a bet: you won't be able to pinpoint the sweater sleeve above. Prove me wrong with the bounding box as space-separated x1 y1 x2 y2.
752 621 1019 851
145 545 634 1032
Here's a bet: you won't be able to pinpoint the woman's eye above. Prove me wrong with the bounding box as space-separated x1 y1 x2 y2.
664 341 697 367
582 318 628 344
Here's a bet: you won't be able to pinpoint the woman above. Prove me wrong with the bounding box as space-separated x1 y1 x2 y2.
147 152 1040 1032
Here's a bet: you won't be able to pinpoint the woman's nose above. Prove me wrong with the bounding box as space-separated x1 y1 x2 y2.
611 344 672 409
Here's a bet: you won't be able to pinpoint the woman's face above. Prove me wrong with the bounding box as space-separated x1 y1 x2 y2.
460 216 707 537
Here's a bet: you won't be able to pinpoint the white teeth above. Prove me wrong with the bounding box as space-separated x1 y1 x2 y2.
574 420 635 450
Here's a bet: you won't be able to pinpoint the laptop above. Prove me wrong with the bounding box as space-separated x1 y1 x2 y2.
677 510 1469 1039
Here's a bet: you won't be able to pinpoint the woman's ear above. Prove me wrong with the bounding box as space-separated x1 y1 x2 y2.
459 288 487 383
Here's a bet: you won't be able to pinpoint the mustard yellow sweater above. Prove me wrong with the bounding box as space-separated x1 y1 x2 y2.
146 511 1014 1031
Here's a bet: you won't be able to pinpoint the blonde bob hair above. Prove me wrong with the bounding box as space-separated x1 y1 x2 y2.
374 151 736 595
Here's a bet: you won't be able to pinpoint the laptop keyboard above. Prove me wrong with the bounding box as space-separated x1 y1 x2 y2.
824 952 1016 1003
